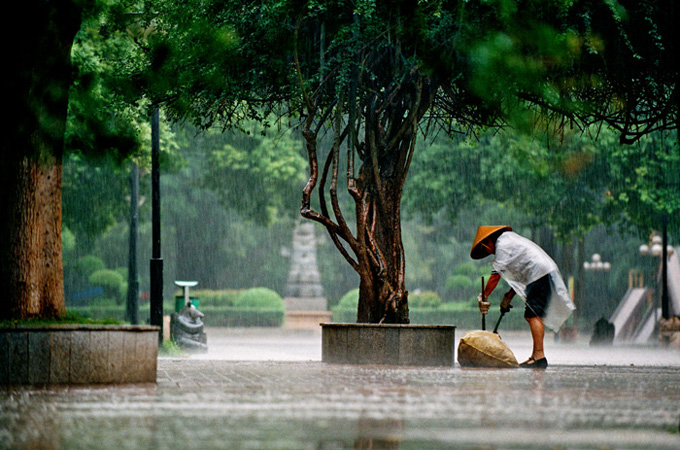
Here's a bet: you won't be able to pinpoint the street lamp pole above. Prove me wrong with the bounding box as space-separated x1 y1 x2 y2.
126 162 139 325
661 217 669 320
639 229 675 328
583 253 611 316
150 107 164 343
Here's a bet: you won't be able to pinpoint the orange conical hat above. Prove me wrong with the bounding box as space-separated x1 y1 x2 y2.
470 225 512 259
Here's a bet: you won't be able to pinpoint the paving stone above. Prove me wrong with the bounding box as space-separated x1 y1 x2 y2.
1 329 679 449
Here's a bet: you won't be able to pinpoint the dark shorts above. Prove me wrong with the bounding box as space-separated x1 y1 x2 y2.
524 274 551 319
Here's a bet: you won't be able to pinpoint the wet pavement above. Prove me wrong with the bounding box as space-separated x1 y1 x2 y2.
2 327 679 449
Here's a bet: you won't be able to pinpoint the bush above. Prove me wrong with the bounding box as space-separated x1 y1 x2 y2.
89 269 126 304
192 289 242 307
200 306 285 327
444 262 495 302
452 261 479 278
331 305 528 330
68 304 286 328
76 254 106 274
233 287 284 310
68 306 149 323
445 274 474 292
336 288 359 309
409 290 442 308
333 289 442 312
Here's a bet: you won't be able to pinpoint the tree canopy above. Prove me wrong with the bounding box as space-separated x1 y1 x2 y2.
4 0 677 323
118 0 678 324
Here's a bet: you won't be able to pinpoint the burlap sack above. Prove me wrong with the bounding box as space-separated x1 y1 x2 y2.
457 330 519 368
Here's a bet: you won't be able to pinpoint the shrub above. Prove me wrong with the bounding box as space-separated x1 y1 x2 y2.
89 269 125 303
445 274 474 291
192 289 242 307
336 288 359 309
409 290 442 308
439 301 474 311
333 289 443 311
75 255 106 278
233 287 284 310
452 261 479 278
201 306 285 327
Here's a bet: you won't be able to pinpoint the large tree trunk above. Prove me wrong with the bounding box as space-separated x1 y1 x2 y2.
0 155 65 320
355 168 410 324
0 1 82 321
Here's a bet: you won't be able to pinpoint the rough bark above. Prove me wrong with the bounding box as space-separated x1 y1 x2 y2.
0 1 81 321
300 67 435 324
1 155 65 320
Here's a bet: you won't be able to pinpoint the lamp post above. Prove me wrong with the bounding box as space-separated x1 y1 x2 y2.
583 253 612 272
639 229 674 320
126 162 140 325
583 254 611 318
150 107 164 343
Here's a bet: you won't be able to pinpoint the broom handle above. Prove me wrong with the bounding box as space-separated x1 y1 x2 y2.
481 276 486 330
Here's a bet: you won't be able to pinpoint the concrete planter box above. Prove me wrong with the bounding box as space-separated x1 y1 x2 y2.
321 323 456 366
0 325 159 385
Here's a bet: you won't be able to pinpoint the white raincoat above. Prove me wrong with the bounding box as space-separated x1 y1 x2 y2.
492 232 576 332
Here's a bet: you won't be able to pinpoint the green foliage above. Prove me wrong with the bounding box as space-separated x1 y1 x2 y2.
331 304 529 330
453 262 480 278
64 254 108 307
199 123 308 224
67 3 144 161
58 0 677 330
0 312 122 328
160 339 186 357
336 289 360 310
603 130 680 236
200 307 285 328
88 269 126 303
62 227 76 255
62 154 129 241
192 289 242 307
445 274 474 293
443 261 491 303
233 287 285 310
409 291 443 308
76 255 106 277
68 305 285 328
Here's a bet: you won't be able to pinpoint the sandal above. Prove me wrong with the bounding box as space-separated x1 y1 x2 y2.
520 357 548 369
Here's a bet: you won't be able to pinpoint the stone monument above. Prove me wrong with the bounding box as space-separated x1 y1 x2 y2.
284 222 331 329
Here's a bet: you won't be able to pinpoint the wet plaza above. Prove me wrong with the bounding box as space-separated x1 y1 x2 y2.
2 327 679 449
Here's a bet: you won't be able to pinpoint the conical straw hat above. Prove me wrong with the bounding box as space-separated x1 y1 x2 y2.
470 225 512 259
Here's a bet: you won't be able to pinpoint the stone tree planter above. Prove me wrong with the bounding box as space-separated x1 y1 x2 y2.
321 323 456 366
0 324 159 385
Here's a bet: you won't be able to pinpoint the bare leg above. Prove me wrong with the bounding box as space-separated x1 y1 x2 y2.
526 316 545 360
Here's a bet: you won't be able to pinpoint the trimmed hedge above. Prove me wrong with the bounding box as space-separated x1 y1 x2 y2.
69 304 285 328
190 289 242 307
68 306 150 323
331 306 529 330
199 306 284 327
234 287 285 309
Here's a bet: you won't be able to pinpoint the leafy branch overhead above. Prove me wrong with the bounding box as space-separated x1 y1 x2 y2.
132 0 677 323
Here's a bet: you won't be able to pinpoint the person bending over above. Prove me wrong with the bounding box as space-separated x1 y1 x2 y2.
470 226 575 369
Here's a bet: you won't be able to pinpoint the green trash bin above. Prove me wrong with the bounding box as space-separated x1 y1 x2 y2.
175 296 200 312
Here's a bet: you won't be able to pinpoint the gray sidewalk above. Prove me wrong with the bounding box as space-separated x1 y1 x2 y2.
2 327 679 449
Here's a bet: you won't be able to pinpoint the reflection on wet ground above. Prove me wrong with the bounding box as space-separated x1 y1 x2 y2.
2 328 679 449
